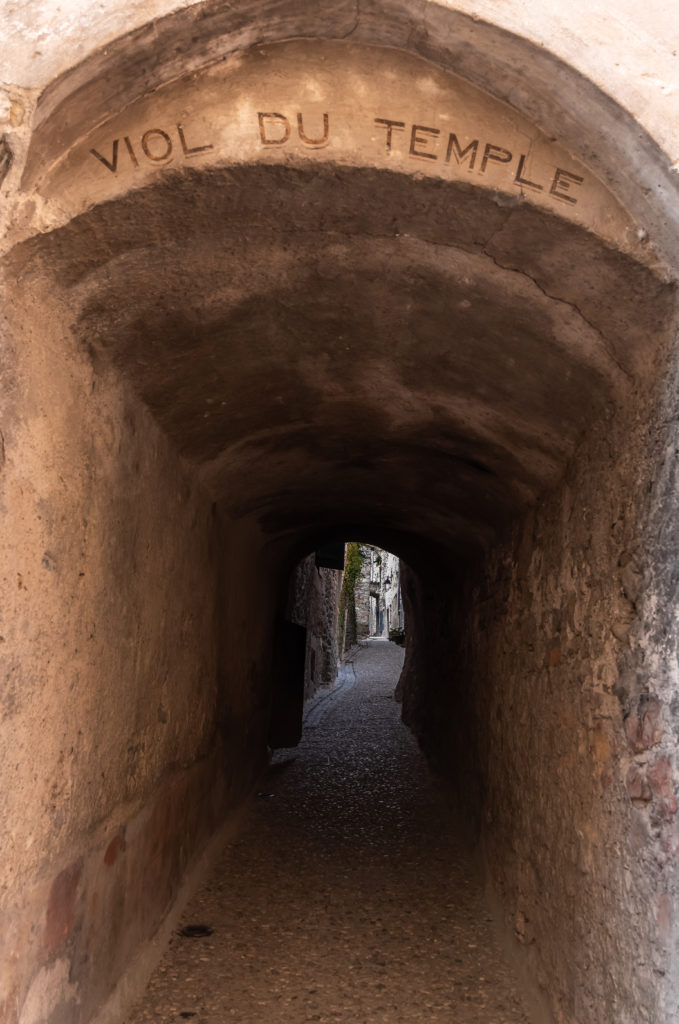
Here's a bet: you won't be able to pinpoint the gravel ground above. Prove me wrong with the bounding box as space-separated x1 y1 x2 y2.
125 638 532 1024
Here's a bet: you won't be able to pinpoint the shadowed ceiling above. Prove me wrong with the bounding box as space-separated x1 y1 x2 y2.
13 162 674 560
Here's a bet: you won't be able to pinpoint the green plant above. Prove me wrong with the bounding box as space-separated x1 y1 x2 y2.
389 626 406 646
338 542 365 653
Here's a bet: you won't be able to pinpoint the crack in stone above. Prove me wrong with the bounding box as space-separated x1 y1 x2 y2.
481 223 633 382
339 0 361 40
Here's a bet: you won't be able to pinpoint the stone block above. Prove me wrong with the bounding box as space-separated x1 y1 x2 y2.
624 695 662 753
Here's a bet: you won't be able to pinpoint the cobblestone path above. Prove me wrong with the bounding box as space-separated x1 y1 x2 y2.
126 639 532 1024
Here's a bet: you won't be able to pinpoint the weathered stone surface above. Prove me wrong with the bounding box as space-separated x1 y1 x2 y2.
399 374 679 1023
28 41 639 261
2 7 679 1024
625 695 664 753
353 547 402 640
626 765 653 806
6 0 679 263
287 554 341 701
648 757 678 821
0 271 274 1023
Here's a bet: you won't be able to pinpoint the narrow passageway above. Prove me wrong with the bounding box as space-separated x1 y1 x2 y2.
126 640 531 1024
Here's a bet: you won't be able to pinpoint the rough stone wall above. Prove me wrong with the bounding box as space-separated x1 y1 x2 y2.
381 552 402 637
288 556 341 701
353 547 402 639
641 339 679 1022
354 568 371 641
401 377 679 1024
0 275 272 1024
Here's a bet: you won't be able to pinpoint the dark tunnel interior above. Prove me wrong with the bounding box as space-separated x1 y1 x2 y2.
4 149 677 1024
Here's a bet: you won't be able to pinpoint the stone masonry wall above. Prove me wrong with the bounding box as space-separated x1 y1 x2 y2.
354 566 371 641
0 274 272 1024
639 336 679 1022
288 555 341 701
353 546 402 640
401 376 679 1023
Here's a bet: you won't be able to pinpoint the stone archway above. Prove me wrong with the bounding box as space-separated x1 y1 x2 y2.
2 9 679 1024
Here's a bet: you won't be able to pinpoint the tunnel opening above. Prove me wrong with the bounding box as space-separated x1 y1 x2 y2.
4 22 679 1024
270 540 407 751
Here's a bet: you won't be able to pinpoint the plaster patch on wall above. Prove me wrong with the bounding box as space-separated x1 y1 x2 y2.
18 958 79 1024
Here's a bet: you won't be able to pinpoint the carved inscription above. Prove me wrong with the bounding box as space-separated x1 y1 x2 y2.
258 112 330 148
90 123 213 173
373 117 584 204
87 108 585 207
